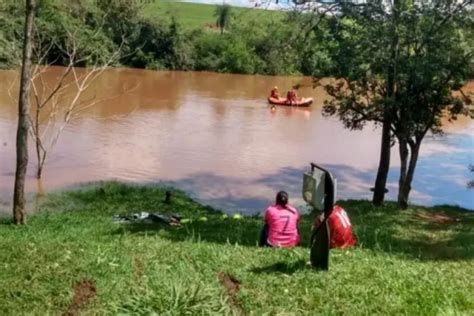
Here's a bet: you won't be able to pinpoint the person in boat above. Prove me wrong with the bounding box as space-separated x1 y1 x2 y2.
259 191 300 248
313 205 357 249
270 86 280 99
286 85 299 104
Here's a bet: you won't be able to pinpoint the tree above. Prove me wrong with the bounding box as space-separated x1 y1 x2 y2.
7 1 133 179
291 0 396 205
28 29 125 178
370 0 404 206
13 0 36 225
214 4 232 34
320 0 473 209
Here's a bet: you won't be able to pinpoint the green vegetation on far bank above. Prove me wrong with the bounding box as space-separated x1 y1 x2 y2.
1 182 473 314
0 0 319 75
1 0 472 78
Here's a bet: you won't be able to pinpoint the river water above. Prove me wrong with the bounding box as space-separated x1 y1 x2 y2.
0 67 473 214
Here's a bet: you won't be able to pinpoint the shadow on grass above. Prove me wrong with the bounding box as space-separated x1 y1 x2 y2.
250 260 308 275
49 181 473 262
118 200 473 261
117 199 474 261
115 215 314 248
0 218 12 225
115 218 261 246
348 200 474 261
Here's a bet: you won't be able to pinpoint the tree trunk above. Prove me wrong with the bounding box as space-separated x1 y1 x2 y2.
37 161 43 179
35 106 43 179
372 0 400 206
372 119 391 206
397 137 409 206
13 0 36 225
398 140 420 209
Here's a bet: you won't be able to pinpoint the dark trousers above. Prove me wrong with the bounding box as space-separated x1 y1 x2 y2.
259 224 301 247
258 224 272 247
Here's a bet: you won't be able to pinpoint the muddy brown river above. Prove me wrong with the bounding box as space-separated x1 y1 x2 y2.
0 67 473 214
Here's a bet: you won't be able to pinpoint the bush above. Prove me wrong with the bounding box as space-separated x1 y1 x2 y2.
193 32 226 72
220 37 258 74
0 0 23 68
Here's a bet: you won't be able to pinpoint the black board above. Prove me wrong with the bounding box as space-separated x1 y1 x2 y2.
310 220 330 270
309 163 335 270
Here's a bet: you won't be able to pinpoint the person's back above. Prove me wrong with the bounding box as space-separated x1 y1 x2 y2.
266 204 300 247
292 88 298 101
270 86 279 99
314 205 356 249
286 88 298 103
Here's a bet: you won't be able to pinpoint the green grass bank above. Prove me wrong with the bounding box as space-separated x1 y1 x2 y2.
1 182 473 314
145 1 284 29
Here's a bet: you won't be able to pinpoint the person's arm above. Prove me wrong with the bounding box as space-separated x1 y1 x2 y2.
313 213 324 230
296 210 301 234
264 208 270 224
259 209 270 247
296 209 301 224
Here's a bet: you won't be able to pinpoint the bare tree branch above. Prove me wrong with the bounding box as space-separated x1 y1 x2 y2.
28 17 128 178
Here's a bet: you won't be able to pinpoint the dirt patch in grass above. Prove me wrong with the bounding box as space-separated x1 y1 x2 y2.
133 256 144 279
64 279 96 316
218 271 244 314
414 212 461 224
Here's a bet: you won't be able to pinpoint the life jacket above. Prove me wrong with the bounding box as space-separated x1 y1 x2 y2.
287 90 297 102
270 89 279 98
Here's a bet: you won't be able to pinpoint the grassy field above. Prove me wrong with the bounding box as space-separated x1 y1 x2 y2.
144 0 285 29
0 182 473 314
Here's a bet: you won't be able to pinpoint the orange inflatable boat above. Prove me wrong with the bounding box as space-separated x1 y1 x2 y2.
267 97 313 107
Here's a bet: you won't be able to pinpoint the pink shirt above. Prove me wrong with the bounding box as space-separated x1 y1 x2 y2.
265 204 300 247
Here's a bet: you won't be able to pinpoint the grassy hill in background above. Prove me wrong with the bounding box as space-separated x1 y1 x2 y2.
144 0 285 29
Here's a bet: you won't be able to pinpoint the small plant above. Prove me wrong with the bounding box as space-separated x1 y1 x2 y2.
214 4 232 34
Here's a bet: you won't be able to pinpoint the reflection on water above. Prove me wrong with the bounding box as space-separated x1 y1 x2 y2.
0 67 473 214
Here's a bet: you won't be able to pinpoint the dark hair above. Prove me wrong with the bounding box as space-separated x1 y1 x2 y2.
275 191 288 207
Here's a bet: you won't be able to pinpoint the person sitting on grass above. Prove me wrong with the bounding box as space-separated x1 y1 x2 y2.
313 205 357 249
259 191 300 248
